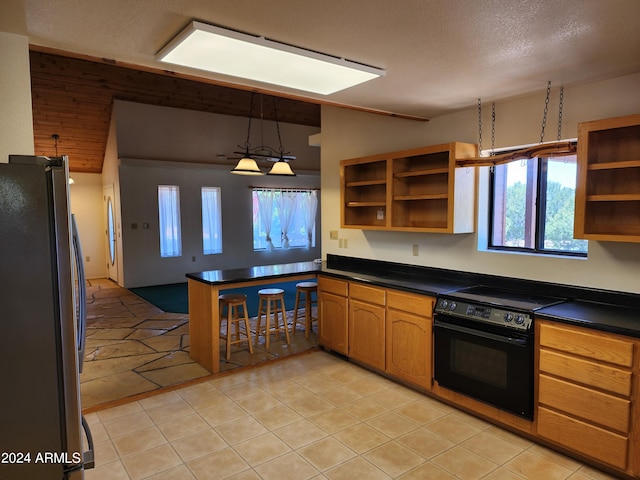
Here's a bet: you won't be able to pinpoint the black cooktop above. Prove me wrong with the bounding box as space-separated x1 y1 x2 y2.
440 285 565 312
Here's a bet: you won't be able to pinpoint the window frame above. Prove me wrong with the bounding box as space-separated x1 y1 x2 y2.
201 186 223 255
157 185 182 258
252 188 318 251
488 151 587 257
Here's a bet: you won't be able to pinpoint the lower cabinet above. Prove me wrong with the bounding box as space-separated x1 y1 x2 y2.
348 283 386 370
536 321 636 474
318 277 348 355
317 275 640 478
385 290 434 390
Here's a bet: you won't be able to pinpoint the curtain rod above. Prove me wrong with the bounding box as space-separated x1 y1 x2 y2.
249 186 320 191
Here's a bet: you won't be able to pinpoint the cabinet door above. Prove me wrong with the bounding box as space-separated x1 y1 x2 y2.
386 308 432 390
318 291 348 355
348 299 385 370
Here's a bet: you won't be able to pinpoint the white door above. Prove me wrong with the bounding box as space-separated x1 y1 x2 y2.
104 184 118 282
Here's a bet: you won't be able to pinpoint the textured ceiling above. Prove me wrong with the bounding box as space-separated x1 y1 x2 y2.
4 0 640 171
9 0 640 119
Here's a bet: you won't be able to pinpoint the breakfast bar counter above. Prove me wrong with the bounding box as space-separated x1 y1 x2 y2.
186 262 320 373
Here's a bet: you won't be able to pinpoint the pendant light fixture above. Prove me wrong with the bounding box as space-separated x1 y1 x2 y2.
231 93 296 176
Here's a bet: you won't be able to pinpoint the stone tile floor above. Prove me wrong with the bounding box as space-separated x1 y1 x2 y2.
81 279 318 410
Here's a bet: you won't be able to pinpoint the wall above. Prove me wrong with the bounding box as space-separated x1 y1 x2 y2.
112 101 321 288
68 173 106 279
320 73 640 294
0 32 33 161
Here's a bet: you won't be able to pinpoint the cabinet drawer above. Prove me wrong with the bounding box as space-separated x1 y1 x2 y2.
539 349 632 397
318 276 348 296
538 374 630 433
539 323 634 367
387 290 433 317
349 282 385 305
537 407 628 470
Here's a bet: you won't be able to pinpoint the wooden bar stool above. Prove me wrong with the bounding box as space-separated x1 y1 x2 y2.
292 282 318 339
219 293 254 361
255 288 290 349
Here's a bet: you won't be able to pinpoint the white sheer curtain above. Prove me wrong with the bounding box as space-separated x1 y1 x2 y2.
201 187 222 254
276 191 299 249
301 191 318 249
257 190 275 251
158 185 182 257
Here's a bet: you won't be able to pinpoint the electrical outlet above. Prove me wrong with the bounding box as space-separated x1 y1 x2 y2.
339 239 344 248
330 230 339 240
85 256 90 262
343 238 348 248
412 244 419 256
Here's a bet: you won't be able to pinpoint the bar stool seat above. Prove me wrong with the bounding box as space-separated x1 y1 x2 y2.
255 288 290 349
292 282 318 339
219 293 254 360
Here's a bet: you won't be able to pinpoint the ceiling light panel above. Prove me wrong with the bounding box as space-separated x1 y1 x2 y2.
157 21 385 95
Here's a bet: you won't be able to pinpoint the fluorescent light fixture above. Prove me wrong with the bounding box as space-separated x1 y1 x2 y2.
157 21 385 95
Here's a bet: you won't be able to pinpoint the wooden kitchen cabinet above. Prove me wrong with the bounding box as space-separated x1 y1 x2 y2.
348 282 386 371
341 142 477 232
536 321 636 473
318 276 349 355
385 289 434 390
574 113 640 242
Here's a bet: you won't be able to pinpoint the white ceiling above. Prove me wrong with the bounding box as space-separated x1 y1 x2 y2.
6 0 640 119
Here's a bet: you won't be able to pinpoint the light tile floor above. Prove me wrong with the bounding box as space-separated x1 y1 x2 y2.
84 350 619 480
82 279 318 410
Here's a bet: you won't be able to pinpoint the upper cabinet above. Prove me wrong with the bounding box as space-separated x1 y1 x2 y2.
340 142 477 233
574 113 640 242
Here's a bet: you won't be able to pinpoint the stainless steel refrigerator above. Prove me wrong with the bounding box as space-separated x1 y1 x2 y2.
0 155 94 479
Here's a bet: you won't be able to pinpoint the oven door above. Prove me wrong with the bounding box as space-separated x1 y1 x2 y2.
433 314 533 419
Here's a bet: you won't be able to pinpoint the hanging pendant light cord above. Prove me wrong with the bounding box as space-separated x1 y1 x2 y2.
244 92 255 152
272 96 285 157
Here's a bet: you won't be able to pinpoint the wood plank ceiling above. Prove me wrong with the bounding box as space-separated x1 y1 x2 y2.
29 50 321 173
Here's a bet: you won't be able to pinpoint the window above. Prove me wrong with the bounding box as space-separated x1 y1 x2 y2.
202 187 222 255
252 189 318 250
158 185 182 257
489 155 587 255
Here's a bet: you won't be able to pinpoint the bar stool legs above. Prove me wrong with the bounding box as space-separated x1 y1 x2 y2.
255 288 290 349
219 293 254 361
292 282 318 339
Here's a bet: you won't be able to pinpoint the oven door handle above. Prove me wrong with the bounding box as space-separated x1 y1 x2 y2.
434 319 529 347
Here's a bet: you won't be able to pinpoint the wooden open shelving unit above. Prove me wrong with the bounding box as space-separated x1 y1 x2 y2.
340 142 477 233
574 113 640 242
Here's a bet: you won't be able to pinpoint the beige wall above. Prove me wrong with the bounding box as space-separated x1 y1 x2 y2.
0 32 33 161
320 73 640 294
68 173 107 279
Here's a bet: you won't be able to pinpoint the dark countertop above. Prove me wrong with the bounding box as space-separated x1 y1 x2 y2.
536 300 640 338
319 265 468 296
186 261 320 285
186 255 640 339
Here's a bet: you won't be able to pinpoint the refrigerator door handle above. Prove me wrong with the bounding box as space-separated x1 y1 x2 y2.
81 415 95 470
71 215 87 372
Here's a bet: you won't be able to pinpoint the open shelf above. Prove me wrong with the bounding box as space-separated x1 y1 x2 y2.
340 142 477 232
575 114 640 242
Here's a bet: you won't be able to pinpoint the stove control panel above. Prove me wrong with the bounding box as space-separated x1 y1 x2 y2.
436 298 532 331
